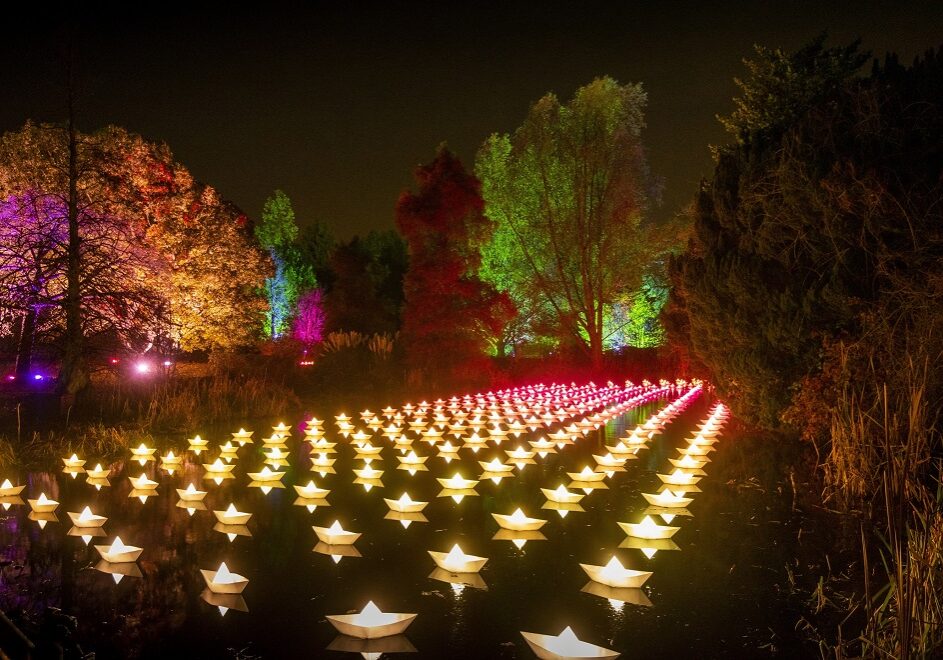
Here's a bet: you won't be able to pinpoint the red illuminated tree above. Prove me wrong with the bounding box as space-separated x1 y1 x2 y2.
395 147 514 388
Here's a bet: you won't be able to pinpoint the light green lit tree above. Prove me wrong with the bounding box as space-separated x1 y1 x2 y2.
476 77 676 367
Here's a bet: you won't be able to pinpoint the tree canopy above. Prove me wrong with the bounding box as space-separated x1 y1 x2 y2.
396 147 514 387
476 76 674 368
0 122 269 373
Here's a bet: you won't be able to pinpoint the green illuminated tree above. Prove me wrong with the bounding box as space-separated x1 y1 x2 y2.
476 77 673 368
256 190 315 338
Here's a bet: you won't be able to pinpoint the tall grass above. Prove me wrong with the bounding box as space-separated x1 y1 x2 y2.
816 353 943 658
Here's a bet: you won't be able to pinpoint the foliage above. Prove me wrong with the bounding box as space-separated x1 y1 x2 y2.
0 123 269 361
396 146 515 388
292 287 326 346
476 77 676 367
257 190 315 338
669 42 943 435
719 33 869 143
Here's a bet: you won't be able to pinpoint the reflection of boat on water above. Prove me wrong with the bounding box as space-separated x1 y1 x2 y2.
581 581 653 608
327 633 417 657
201 588 249 616
428 567 488 590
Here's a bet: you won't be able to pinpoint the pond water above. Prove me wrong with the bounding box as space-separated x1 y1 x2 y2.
0 383 815 658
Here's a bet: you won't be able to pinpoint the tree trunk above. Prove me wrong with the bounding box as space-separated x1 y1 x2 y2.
14 310 35 380
58 71 87 399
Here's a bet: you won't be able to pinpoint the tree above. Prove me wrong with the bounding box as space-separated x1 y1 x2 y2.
256 190 309 338
476 77 671 369
292 288 326 347
396 147 514 387
0 122 270 380
668 39 943 436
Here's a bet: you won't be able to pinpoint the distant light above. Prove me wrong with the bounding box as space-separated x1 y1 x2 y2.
5 375 14 381
32 374 43 381
110 357 120 365
135 362 151 374
163 360 172 367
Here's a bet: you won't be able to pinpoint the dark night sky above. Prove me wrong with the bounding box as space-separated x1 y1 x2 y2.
2 2 941 238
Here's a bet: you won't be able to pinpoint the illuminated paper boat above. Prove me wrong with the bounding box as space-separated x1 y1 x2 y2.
355 443 383 457
581 581 653 608
478 459 514 474
95 536 143 563
129 474 159 490
327 633 416 656
428 567 488 590
437 474 479 490
657 470 702 486
566 467 606 483
95 559 142 583
67 506 107 528
314 520 361 545
294 481 330 499
160 451 184 472
62 453 86 468
326 601 417 640
428 544 488 573
263 447 289 465
201 588 249 615
85 464 111 479
641 491 692 508
272 422 292 435
397 451 428 466
213 522 252 540
580 556 652 589
231 428 254 443
0 479 24 497
492 508 547 531
354 463 384 478
130 444 156 461
617 515 679 539
176 483 208 501
247 466 285 482
521 627 619 660
202 459 236 473
311 453 337 467
506 447 536 461
384 493 428 513
528 439 557 453
201 562 249 594
679 444 714 456
308 438 336 451
28 493 59 513
541 486 584 504
214 504 252 525
592 453 627 469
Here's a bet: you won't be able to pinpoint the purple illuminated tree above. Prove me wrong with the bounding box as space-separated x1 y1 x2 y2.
292 288 326 347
